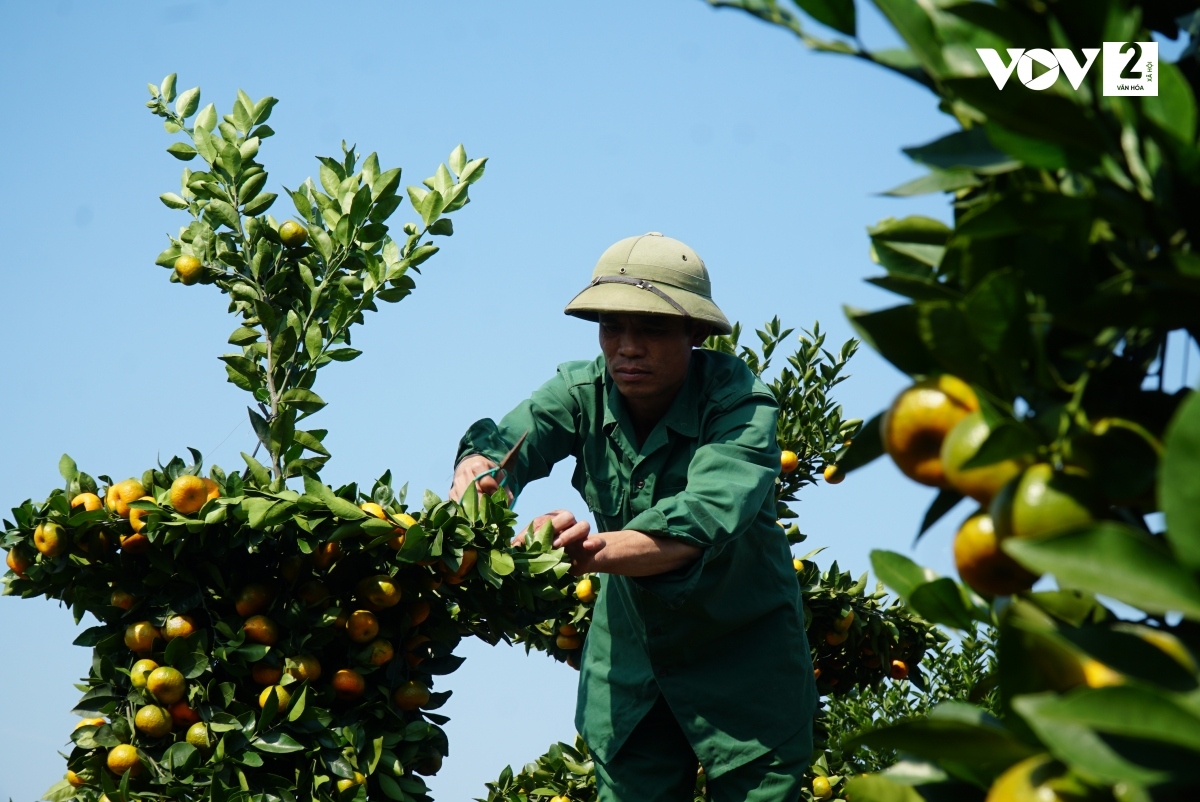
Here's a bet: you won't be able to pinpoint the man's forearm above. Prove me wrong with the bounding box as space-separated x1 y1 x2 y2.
586 529 702 577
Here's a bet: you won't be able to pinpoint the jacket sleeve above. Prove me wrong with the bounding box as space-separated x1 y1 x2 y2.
455 368 582 498
624 391 780 606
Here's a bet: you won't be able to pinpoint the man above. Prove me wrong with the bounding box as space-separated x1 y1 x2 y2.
449 233 815 801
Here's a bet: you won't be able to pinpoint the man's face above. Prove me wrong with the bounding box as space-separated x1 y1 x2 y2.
598 313 709 402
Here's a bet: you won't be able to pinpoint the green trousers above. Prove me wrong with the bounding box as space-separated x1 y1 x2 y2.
592 695 811 802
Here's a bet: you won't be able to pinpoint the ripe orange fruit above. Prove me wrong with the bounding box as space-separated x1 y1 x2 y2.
119 533 150 554
405 634 432 668
890 659 909 680
313 541 342 570
6 548 31 577
824 630 848 646
202 477 220 502
243 614 281 645
991 463 1103 541
106 479 147 518
360 502 386 519
106 744 142 776
252 662 283 685
174 254 204 285
134 704 172 738
130 658 158 688
443 548 478 585
833 610 855 632
332 668 365 700
259 685 291 711
124 621 160 654
346 610 379 643
780 450 800 474
279 220 308 247
881 375 978 487
556 634 582 650
296 580 330 608
235 583 273 617
559 624 578 636
953 512 1039 597
985 755 1068 802
71 492 103 512
34 521 68 557
812 776 833 801
409 599 431 626
288 654 322 682
110 588 135 610
146 666 186 704
822 464 844 484
280 554 309 583
791 557 803 572
1081 658 1123 688
74 716 106 730
357 574 401 609
163 614 197 640
575 577 597 603
336 772 366 793
393 679 430 711
170 475 209 514
128 496 157 533
941 411 1030 504
169 700 200 727
365 639 394 666
66 770 87 788
186 722 213 750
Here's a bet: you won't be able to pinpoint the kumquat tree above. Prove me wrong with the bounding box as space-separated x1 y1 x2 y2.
0 71 962 802
700 0 1200 800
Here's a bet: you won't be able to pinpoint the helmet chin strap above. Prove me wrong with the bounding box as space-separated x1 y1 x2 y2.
587 275 691 318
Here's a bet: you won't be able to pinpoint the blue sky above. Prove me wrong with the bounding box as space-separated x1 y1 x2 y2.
7 2 1186 800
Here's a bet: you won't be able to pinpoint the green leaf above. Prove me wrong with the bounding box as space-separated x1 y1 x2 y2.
194 103 217 133
280 388 327 413
242 192 277 216
1142 62 1197 145
1003 523 1200 620
845 304 936 375
241 452 271 486
206 199 241 232
59 454 78 483
174 86 200 118
909 577 981 630
160 192 189 209
960 422 1038 470
228 326 260 345
167 142 198 161
882 169 982 197
253 732 305 753
794 0 855 35
1013 693 1175 786
870 549 936 599
160 73 177 102
1162 392 1200 571
837 411 884 474
916 488 963 539
843 774 928 802
292 430 331 457
871 0 946 77
489 549 516 577
852 702 1036 779
903 128 1020 175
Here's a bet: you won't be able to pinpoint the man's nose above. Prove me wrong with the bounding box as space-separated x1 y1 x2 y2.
617 334 646 356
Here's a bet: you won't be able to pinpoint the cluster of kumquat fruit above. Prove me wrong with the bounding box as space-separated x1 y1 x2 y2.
2 454 587 802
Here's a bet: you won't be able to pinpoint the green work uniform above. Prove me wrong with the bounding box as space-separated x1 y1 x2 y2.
456 349 815 784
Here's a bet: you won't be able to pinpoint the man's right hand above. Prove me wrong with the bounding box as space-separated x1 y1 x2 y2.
450 454 511 503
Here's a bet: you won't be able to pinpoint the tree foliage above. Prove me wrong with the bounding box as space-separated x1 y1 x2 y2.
709 0 1200 799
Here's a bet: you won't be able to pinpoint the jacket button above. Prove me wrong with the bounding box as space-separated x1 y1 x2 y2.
634 479 645 491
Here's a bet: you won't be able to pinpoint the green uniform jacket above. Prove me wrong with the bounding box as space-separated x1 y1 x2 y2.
456 350 815 777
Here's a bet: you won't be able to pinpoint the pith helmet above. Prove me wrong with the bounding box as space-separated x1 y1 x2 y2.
564 232 732 335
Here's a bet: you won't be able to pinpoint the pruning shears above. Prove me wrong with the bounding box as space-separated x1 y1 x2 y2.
472 430 528 509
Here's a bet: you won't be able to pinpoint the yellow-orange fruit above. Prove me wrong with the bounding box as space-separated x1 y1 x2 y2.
235 583 273 617
393 680 430 711
174 254 204 284
365 639 394 666
332 668 365 700
146 666 186 704
170 475 209 514
106 479 147 518
954 512 1039 597
71 492 103 512
780 450 799 474
941 411 1030 504
162 614 197 641
259 685 291 711
287 654 322 682
110 589 135 610
346 610 379 643
34 522 68 557
127 496 157 533
106 744 142 776
124 621 160 654
6 548 31 577
251 662 283 686
243 614 280 645
881 375 978 487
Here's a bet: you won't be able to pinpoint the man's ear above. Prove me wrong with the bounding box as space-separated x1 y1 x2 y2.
690 323 712 347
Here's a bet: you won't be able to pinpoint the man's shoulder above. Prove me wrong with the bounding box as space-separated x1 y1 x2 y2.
694 350 776 412
554 355 606 389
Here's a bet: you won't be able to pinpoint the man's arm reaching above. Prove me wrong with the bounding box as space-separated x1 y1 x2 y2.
556 527 701 577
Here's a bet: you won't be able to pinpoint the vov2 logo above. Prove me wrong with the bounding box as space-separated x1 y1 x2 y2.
977 42 1158 97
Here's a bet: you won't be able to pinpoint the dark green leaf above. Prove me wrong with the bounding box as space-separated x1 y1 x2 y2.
1003 523 1200 620
902 128 1020 174
1162 392 1200 571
